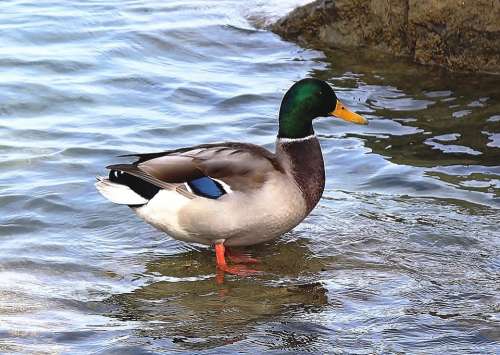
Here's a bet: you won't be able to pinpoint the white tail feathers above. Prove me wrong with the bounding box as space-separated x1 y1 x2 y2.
95 177 149 205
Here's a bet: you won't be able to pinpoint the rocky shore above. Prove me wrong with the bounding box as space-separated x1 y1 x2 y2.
272 0 500 73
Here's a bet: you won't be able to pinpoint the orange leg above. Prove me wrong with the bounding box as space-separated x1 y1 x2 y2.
215 243 260 281
215 243 228 270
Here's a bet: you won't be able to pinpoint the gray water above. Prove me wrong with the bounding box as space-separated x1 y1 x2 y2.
1 1 499 354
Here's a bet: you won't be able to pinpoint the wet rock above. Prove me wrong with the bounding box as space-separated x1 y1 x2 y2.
272 0 500 73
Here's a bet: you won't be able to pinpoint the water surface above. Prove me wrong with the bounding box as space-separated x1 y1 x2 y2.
0 1 499 353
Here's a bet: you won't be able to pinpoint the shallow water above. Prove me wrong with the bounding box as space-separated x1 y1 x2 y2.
1 0 499 353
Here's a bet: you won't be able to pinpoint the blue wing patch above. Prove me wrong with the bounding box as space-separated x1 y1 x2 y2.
187 176 226 199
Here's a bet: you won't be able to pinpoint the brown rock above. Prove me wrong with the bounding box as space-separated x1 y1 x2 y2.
272 0 500 73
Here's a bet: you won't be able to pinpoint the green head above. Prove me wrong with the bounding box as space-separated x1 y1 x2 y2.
278 78 367 139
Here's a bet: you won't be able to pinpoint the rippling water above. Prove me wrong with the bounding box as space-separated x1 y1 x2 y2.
1 1 499 353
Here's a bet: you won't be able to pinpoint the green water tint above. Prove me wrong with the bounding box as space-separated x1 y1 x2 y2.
313 48 500 205
105 239 329 350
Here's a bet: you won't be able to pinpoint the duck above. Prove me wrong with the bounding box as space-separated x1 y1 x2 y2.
96 78 367 277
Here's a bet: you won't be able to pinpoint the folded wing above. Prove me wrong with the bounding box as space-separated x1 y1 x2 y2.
107 142 282 199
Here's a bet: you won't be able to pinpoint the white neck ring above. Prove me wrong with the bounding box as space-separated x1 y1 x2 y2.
277 134 316 143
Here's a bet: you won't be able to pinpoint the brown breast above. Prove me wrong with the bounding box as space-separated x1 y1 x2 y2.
276 136 325 214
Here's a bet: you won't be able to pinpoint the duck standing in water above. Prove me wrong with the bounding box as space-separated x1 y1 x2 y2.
96 78 367 277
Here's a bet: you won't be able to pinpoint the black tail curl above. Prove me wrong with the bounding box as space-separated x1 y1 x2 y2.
109 169 160 200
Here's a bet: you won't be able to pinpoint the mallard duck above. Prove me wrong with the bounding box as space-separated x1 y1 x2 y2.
96 78 367 276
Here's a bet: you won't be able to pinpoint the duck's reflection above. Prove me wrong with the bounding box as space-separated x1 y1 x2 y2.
104 237 331 350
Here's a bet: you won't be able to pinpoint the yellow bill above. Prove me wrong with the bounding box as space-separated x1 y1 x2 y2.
331 100 368 125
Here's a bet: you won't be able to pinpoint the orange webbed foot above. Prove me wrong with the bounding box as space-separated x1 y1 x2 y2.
225 247 260 264
218 263 261 276
215 244 260 283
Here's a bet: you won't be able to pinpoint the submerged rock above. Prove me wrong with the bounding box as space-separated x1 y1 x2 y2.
272 0 500 73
